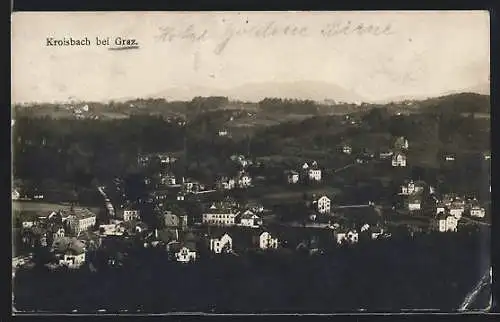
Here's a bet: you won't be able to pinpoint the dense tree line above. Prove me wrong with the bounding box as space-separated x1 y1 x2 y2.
259 98 319 114
14 228 490 312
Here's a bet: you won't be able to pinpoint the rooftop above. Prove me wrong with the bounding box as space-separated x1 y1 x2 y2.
64 208 97 220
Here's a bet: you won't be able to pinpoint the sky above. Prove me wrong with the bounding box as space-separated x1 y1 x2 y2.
11 11 490 103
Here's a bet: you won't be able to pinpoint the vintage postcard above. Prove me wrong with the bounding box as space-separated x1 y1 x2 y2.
11 11 491 314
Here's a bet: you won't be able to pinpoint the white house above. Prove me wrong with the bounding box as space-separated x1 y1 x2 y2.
259 232 279 250
122 209 140 222
238 210 262 228
55 239 87 269
449 203 465 220
52 227 65 240
237 172 252 188
342 145 352 155
12 189 21 200
436 214 458 232
99 224 125 236
436 204 446 215
286 170 299 184
335 230 359 244
219 177 236 190
308 168 322 182
470 206 486 218
314 195 331 214
407 197 422 211
302 162 309 170
33 193 44 200
177 192 185 201
22 221 35 229
445 155 455 162
371 227 385 240
379 151 394 159
400 180 425 195
202 204 237 226
59 249 86 269
392 153 407 167
160 174 176 186
67 208 97 235
218 129 229 136
394 136 409 150
307 162 322 182
175 244 197 263
209 233 233 254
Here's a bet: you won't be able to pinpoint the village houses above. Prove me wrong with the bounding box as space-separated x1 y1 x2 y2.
466 198 486 218
209 232 233 254
164 210 188 231
237 171 252 188
313 195 331 214
66 208 97 236
307 161 322 182
202 203 238 226
435 212 458 232
400 180 426 196
258 231 279 250
230 154 252 168
440 195 465 219
237 210 263 228
286 170 299 184
342 144 352 155
52 237 87 269
119 207 141 222
445 155 456 162
99 223 126 236
406 195 422 211
174 242 197 263
12 188 21 200
470 205 486 218
379 150 394 159
181 177 204 193
392 152 407 167
218 176 236 190
334 229 359 245
394 136 409 150
160 172 177 186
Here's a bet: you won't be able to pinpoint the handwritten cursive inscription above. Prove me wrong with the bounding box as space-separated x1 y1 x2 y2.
155 20 394 55
155 25 208 42
215 22 309 54
320 21 394 37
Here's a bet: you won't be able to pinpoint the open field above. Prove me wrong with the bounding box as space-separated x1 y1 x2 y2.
12 201 74 213
261 187 342 205
12 201 101 220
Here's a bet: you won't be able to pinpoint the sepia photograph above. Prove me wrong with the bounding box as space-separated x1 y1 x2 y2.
11 11 491 314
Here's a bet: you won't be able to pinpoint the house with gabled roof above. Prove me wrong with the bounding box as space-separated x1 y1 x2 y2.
202 203 238 226
312 195 331 214
256 231 279 250
170 232 198 263
307 161 322 182
392 152 407 167
434 212 458 232
237 209 262 228
285 170 299 184
208 232 233 254
394 136 409 150
400 180 426 196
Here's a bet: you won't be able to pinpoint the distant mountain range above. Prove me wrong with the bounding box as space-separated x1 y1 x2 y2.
375 82 490 104
148 80 489 104
13 81 489 106
149 81 367 103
